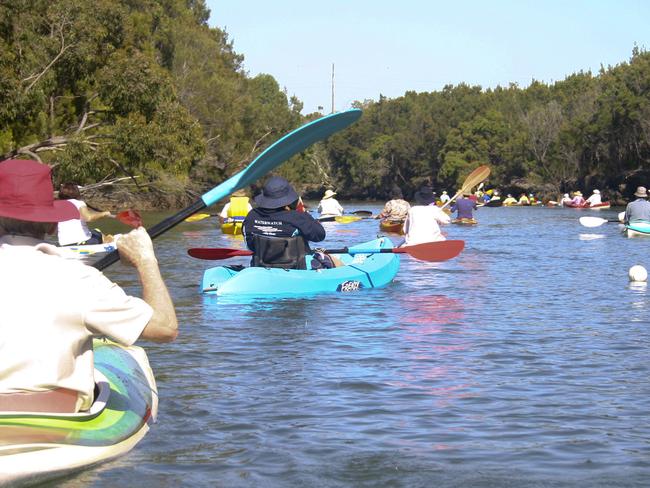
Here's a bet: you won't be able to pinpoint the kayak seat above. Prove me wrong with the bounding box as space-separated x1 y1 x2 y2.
251 234 308 270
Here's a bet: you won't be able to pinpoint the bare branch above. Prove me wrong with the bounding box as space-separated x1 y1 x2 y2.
23 33 75 93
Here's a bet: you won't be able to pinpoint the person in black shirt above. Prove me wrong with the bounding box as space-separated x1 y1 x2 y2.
243 176 325 269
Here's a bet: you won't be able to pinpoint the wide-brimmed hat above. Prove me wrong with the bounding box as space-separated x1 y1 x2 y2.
254 176 299 209
323 189 336 199
574 191 582 196
414 186 436 205
593 189 600 194
0 159 79 222
634 186 648 198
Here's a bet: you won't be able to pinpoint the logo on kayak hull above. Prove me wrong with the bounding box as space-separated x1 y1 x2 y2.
337 280 363 292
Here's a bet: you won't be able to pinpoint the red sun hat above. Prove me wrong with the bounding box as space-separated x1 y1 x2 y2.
0 159 80 222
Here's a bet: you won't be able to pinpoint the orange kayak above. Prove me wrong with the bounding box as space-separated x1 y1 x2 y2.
379 220 404 234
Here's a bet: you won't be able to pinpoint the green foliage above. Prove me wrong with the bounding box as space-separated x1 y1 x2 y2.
1 0 649 205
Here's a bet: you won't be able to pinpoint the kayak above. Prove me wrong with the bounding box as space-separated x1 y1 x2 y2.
0 339 158 486
485 199 503 207
564 202 611 210
379 220 404 234
60 240 119 257
221 221 243 235
624 221 650 237
201 237 400 296
452 218 478 225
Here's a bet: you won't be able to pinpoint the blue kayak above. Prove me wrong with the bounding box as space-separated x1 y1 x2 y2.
201 237 400 296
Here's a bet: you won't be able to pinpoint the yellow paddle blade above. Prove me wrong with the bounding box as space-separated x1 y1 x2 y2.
442 165 491 209
459 165 491 194
185 213 212 222
335 216 362 223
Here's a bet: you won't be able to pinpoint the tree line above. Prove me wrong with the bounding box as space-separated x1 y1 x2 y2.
1 1 649 206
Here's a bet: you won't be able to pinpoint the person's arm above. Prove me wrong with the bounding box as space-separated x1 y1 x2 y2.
375 201 391 219
116 228 178 343
295 213 326 242
79 206 113 222
219 203 230 224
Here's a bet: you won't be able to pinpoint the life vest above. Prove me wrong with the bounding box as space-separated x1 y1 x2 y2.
227 196 250 218
251 234 308 270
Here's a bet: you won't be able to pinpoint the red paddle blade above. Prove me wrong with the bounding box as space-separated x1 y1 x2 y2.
395 240 465 262
188 248 253 260
116 209 143 228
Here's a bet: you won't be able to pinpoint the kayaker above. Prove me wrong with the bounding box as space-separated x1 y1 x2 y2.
502 194 518 206
243 175 325 269
219 189 252 224
439 190 450 204
374 187 410 222
403 187 450 245
517 193 530 205
586 189 602 206
450 191 477 219
56 182 114 246
560 193 572 206
624 186 650 224
0 159 178 414
490 190 501 203
317 189 344 218
570 191 586 206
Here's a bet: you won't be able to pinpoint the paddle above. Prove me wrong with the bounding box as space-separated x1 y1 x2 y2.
92 108 363 271
184 213 214 222
116 209 143 228
579 216 624 228
441 165 491 210
85 202 142 228
188 239 465 263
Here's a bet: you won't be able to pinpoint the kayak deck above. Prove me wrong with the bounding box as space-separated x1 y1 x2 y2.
624 220 650 237
202 238 400 297
0 339 157 487
379 220 404 234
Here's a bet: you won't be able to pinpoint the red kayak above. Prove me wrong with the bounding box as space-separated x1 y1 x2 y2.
563 202 611 209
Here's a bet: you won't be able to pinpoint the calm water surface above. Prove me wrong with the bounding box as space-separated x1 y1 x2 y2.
55 204 650 487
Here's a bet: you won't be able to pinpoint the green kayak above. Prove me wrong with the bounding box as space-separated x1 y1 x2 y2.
0 339 157 486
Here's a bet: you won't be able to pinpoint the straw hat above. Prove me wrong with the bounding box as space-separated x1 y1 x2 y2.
0 159 79 222
574 191 582 196
634 186 648 198
323 189 337 199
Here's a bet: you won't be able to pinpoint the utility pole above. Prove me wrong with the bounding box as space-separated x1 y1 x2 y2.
331 63 335 113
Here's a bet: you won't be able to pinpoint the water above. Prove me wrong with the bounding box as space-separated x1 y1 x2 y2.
55 205 650 487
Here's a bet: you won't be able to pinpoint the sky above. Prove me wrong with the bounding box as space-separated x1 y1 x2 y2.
206 0 650 114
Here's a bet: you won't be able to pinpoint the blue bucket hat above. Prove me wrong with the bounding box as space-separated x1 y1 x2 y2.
254 176 299 209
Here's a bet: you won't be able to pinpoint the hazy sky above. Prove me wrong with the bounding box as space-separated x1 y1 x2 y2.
205 1 650 114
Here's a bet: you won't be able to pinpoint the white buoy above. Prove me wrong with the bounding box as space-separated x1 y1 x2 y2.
629 265 648 282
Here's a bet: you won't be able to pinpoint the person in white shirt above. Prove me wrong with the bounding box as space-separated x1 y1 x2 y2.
317 189 344 218
586 189 602 206
439 190 450 204
0 159 178 414
57 182 114 246
403 186 450 246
